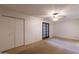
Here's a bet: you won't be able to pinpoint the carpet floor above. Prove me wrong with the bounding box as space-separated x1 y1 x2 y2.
3 38 79 54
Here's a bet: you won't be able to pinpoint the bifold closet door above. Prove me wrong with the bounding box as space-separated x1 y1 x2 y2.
0 17 24 53
0 17 15 52
15 19 24 47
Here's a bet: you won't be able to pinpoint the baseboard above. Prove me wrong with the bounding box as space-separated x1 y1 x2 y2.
52 36 79 41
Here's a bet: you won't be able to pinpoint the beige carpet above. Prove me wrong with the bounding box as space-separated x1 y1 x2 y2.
3 39 77 54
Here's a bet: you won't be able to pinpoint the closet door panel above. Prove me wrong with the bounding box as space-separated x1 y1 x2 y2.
9 19 15 48
0 17 24 53
0 17 15 52
15 19 24 47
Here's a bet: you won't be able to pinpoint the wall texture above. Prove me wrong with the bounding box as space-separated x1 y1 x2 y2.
53 19 79 40
25 16 42 45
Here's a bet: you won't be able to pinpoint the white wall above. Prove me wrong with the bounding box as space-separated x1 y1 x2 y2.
53 19 79 40
25 16 42 45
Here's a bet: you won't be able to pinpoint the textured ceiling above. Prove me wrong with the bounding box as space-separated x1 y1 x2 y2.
0 4 79 19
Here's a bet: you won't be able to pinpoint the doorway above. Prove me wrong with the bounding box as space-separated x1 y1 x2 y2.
42 22 49 39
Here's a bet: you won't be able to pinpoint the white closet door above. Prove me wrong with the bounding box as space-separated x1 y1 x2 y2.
0 17 15 53
15 19 24 47
0 17 24 53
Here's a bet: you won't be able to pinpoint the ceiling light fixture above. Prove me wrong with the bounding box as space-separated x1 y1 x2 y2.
48 10 66 22
52 18 59 21
52 12 59 21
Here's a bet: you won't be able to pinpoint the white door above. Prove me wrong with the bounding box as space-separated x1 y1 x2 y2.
0 17 24 53
0 17 15 53
15 19 24 47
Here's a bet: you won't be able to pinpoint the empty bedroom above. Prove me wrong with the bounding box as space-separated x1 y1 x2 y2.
0 4 79 54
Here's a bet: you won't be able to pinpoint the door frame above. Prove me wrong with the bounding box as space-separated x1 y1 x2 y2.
42 22 49 39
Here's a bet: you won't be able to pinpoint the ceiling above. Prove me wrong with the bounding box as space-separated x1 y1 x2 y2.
0 4 79 19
